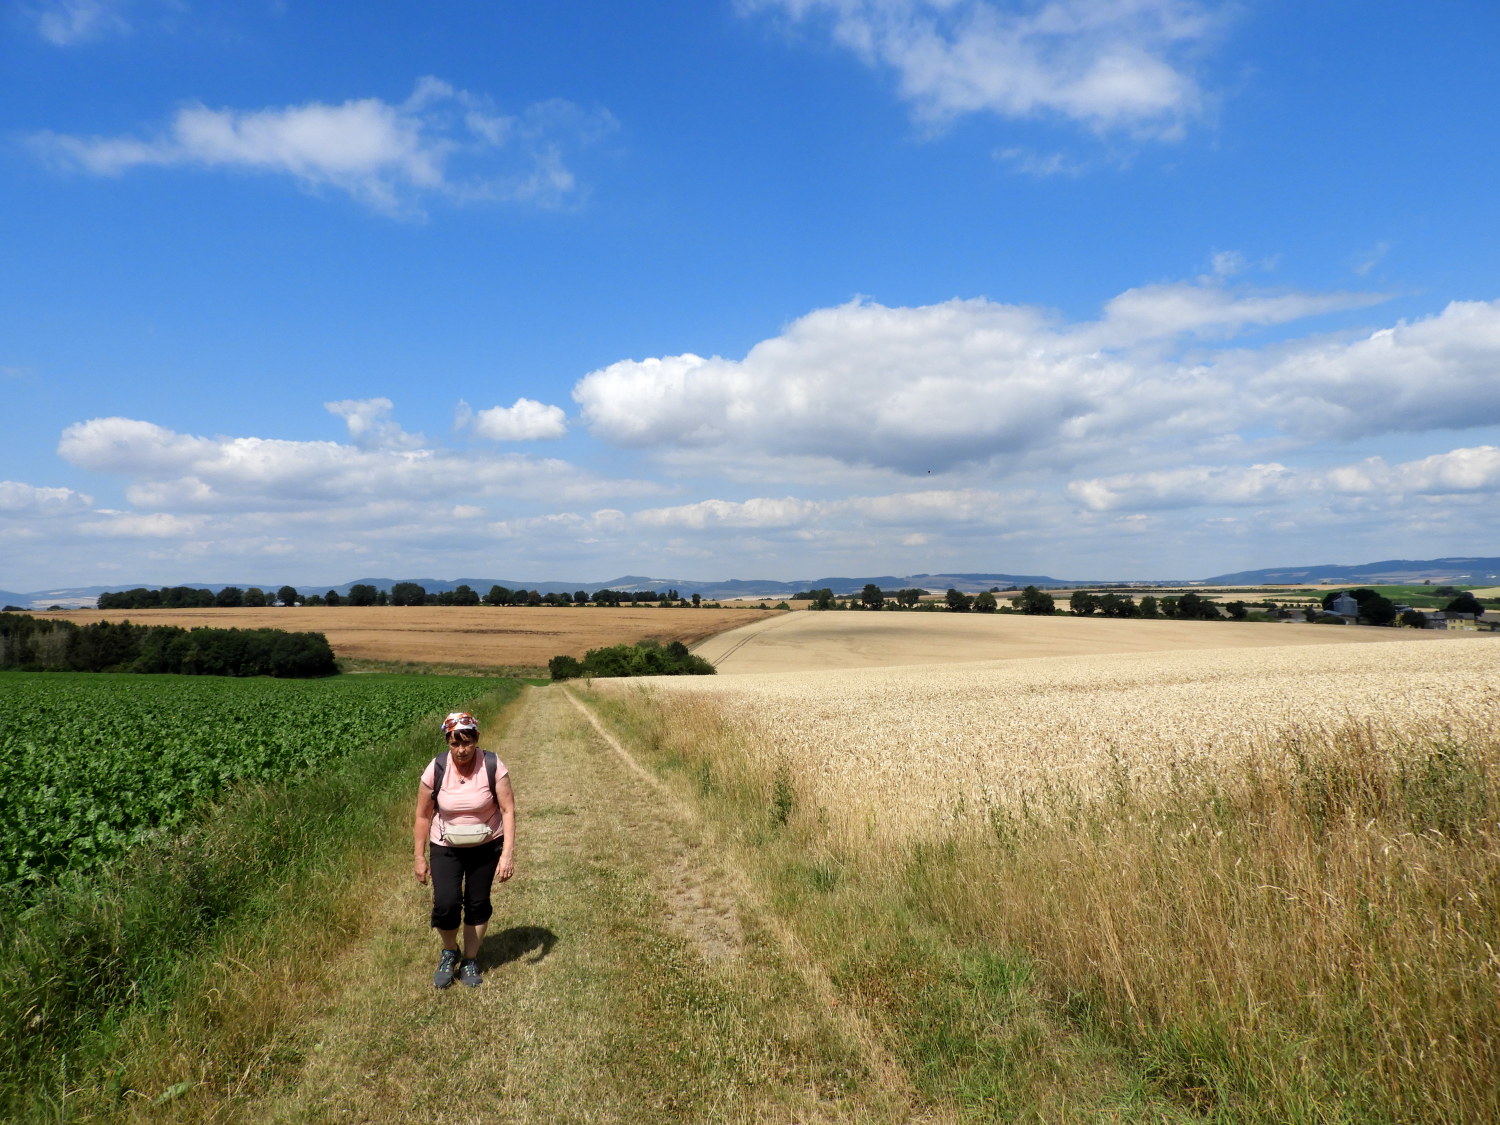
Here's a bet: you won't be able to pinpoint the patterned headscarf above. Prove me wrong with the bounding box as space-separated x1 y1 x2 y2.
441 711 479 736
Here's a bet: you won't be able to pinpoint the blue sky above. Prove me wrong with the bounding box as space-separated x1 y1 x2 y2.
2 0 1498 590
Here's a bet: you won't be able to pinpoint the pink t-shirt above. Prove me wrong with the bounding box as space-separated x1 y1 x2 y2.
421 751 508 846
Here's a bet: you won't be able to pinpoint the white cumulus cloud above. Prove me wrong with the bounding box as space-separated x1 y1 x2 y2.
0 480 94 516
1068 463 1297 511
1069 445 1500 512
1321 446 1500 496
1253 300 1500 439
466 398 569 441
56 412 649 513
574 279 1408 478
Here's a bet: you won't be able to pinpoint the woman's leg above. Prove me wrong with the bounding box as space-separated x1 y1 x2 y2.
458 838 503 960
429 844 464 941
428 844 467 987
462 922 486 959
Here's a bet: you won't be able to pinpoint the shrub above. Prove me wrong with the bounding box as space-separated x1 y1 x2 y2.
549 654 583 681
548 639 715 680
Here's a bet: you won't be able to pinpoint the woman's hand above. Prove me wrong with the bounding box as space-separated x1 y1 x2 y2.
414 856 429 885
498 851 515 882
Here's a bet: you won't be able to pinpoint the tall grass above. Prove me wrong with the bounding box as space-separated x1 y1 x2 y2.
589 685 1500 1123
0 680 522 1122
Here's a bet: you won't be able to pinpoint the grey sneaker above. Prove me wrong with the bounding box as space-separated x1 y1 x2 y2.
434 948 460 989
459 958 483 988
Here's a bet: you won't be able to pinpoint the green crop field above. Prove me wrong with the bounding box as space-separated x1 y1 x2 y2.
0 670 498 896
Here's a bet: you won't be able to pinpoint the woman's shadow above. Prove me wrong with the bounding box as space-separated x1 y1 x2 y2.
481 925 557 969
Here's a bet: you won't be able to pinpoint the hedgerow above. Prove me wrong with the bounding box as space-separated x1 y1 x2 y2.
0 612 336 677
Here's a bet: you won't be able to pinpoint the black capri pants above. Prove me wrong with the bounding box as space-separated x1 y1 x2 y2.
429 837 504 930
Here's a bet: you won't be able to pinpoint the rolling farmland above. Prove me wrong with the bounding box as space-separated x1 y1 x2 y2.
42 605 781 668
691 608 1486 674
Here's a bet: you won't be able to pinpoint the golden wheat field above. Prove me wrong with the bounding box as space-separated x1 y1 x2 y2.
42 605 780 667
691 608 1481 673
624 634 1500 836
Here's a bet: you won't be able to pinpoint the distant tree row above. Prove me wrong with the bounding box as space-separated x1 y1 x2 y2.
798 587 931 610
548 639 715 680
475 585 700 607
0 613 337 677
100 585 304 609
97 584 711 610
1067 590 1242 620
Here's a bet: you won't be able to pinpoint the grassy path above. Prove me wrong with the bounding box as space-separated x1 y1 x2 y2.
250 685 923 1124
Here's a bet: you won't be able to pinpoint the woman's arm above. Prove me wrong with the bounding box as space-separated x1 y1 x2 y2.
496 775 516 882
413 785 436 884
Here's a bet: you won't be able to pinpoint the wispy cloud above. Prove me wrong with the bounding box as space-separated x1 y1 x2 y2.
27 0 132 45
32 77 617 217
325 398 424 451
1353 240 1392 277
747 0 1223 139
994 146 1093 177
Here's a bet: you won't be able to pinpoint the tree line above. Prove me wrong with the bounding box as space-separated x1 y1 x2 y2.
101 585 306 609
0 613 338 677
798 584 1046 614
96 584 708 609
793 583 1257 620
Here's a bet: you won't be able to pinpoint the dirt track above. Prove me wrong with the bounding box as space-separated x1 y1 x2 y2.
692 611 1492 674
43 605 781 667
243 686 913 1124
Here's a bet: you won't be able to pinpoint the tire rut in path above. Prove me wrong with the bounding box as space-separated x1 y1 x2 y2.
251 685 924 1125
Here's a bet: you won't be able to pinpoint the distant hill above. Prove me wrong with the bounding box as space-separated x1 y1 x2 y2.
0 571 1079 609
1204 557 1500 586
5 557 1495 610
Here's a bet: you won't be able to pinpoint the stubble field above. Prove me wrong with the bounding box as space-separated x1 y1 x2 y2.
43 605 780 667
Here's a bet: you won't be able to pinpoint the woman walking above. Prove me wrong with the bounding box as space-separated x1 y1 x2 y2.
414 711 516 988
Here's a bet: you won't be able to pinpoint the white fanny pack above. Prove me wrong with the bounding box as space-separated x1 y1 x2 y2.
441 823 493 847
